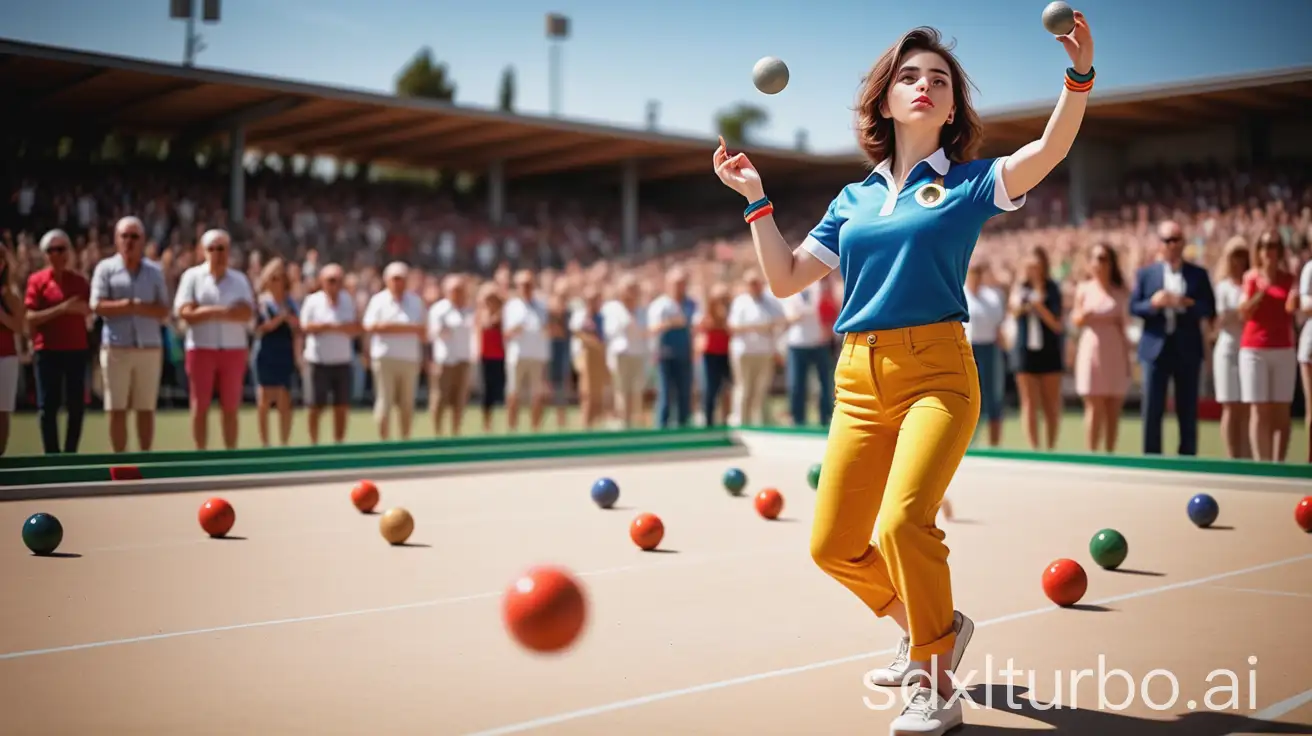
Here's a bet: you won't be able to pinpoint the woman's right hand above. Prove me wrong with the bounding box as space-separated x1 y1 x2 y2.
713 136 765 201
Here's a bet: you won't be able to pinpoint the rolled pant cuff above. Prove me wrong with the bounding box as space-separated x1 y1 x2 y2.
872 593 900 618
909 631 956 663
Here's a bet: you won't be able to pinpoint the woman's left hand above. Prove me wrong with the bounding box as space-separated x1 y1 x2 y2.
1057 10 1094 74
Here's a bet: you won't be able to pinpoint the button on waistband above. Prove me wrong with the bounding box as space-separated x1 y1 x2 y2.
866 334 876 345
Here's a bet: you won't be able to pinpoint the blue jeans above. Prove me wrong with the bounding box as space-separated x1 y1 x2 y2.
786 345 834 426
656 356 693 428
702 353 731 426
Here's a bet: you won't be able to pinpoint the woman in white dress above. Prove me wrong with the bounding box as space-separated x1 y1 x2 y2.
1210 236 1251 459
1295 255 1312 464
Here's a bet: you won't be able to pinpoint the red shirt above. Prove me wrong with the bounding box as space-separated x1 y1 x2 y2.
480 325 505 360
1240 270 1295 349
702 327 730 355
24 267 91 352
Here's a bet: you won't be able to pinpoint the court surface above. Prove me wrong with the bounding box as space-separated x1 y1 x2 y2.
1 432 1309 735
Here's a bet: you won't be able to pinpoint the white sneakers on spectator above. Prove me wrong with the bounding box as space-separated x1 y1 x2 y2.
866 611 975 735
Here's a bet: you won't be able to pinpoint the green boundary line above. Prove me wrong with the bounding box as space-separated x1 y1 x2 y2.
738 426 1312 480
1 433 738 487
0 427 730 471
3 423 1308 488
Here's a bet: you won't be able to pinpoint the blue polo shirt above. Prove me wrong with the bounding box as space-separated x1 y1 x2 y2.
801 148 1024 334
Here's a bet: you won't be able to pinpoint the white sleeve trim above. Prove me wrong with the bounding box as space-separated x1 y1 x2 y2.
991 157 1026 212
800 235 839 270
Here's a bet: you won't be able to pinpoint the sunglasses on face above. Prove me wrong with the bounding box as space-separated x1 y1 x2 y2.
1162 236 1183 244
46 246 68 254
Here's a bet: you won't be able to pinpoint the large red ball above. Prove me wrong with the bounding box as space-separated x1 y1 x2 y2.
502 566 588 654
630 512 665 551
1296 496 1312 533
755 488 784 520
351 481 379 513
1042 558 1088 607
199 498 235 538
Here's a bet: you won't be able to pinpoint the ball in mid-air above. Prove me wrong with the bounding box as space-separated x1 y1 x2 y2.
753 56 789 95
1042 1 1076 35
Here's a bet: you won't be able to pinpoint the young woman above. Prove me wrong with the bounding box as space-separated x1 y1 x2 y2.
1210 237 1252 459
964 262 1006 447
475 283 507 434
713 18 1094 735
1071 243 1131 452
252 258 300 447
1238 230 1297 462
695 283 734 426
1009 246 1065 450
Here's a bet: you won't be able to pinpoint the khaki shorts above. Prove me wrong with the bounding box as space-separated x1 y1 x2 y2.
100 347 162 411
610 353 647 401
372 357 421 420
432 361 472 408
507 358 546 400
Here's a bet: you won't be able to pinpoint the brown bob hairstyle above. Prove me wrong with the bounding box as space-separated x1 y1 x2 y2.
854 27 985 168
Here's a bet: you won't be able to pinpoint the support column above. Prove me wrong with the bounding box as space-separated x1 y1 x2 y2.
621 158 638 254
228 123 245 231
487 159 505 226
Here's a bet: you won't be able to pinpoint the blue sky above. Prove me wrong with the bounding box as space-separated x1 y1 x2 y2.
2 0 1310 153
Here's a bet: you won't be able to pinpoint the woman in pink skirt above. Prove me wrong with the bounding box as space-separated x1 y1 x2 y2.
1072 243 1132 453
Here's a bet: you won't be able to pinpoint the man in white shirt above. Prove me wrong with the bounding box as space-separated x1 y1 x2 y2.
362 262 427 441
299 263 360 444
428 274 475 435
603 275 649 428
173 229 254 450
964 263 1008 446
502 269 550 431
781 280 833 427
728 272 784 426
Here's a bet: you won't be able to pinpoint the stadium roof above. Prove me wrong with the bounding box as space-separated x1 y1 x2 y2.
3 37 1310 183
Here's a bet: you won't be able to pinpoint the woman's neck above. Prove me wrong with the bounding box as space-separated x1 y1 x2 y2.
890 124 941 188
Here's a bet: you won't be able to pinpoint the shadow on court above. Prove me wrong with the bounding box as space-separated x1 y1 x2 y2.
961 684 1312 735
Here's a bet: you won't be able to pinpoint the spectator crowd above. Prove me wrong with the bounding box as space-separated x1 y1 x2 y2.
2 155 1310 464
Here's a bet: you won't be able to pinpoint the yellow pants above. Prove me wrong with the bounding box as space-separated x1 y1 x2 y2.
810 321 980 663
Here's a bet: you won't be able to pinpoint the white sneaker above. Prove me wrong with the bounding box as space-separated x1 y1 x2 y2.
889 685 963 736
868 611 974 688
867 635 911 687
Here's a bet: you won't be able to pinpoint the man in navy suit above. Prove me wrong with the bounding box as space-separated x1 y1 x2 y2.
1129 220 1216 456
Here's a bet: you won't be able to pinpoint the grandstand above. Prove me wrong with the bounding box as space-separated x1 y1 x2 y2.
3 36 1310 244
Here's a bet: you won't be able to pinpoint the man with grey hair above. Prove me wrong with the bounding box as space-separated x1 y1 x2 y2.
362 261 426 440
90 216 171 452
300 262 359 444
427 273 475 436
173 228 255 450
24 228 92 454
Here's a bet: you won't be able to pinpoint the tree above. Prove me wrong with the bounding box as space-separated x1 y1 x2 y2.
498 66 516 112
715 103 768 147
395 47 456 102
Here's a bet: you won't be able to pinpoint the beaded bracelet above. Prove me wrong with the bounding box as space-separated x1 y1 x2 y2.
1065 66 1094 93
744 196 771 217
746 203 774 224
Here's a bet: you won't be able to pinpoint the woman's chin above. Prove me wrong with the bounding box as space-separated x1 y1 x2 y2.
893 110 945 127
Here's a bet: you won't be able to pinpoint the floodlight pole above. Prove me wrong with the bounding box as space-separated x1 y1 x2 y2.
171 0 221 67
546 14 569 117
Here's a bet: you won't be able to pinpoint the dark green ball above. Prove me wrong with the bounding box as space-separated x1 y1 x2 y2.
807 463 822 490
723 468 747 496
1089 528 1127 570
23 513 63 556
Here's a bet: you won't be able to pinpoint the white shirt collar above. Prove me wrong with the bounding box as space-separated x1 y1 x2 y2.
869 148 951 184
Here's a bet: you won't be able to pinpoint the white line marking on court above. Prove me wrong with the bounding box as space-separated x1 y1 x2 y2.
0 546 792 661
1241 686 1312 726
1209 585 1312 601
462 552 1312 736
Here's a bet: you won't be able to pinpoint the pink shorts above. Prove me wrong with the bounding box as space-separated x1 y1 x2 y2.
186 348 249 413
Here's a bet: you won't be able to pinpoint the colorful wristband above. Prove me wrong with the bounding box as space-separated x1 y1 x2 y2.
746 203 774 224
744 197 771 217
1064 66 1094 93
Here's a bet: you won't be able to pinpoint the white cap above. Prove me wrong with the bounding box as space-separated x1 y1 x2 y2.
383 261 409 280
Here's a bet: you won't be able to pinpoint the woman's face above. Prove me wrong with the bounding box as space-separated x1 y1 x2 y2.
1091 247 1110 279
884 50 954 128
1026 259 1044 283
1228 251 1248 277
